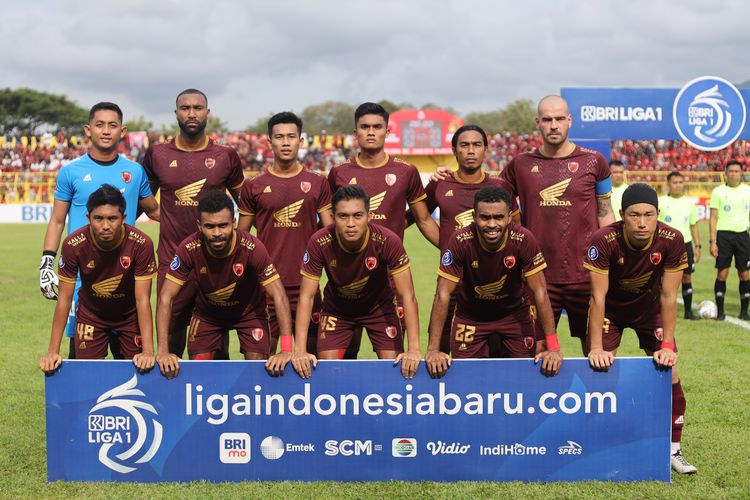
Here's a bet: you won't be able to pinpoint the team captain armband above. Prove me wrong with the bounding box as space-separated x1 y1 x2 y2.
545 333 561 351
595 177 612 197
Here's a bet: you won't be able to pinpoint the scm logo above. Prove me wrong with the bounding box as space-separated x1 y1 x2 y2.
324 439 382 456
220 432 251 463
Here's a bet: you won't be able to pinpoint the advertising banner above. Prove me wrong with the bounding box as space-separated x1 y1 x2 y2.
46 358 671 483
384 109 463 156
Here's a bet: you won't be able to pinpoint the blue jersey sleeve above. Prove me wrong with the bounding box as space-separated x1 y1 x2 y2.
595 177 612 197
138 167 152 199
54 166 74 202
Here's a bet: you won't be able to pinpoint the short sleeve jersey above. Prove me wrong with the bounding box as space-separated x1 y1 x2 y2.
166 229 280 322
327 154 426 239
437 222 546 322
501 144 611 284
58 224 156 327
142 137 246 265
55 154 152 232
237 166 332 286
301 223 411 317
425 171 518 251
709 183 750 232
583 221 687 311
658 195 698 243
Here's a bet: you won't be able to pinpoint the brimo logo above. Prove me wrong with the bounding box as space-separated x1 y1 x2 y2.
88 375 162 474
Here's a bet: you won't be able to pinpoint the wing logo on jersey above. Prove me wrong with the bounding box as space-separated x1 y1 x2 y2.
273 199 304 228
618 271 653 293
454 209 474 228
337 276 370 299
207 283 239 306
474 276 508 299
539 178 573 207
91 274 125 299
369 191 387 220
174 179 207 206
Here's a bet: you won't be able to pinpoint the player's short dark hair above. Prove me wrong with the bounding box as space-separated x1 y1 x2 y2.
267 111 303 136
474 186 512 211
666 171 685 182
609 159 625 168
176 88 208 107
197 190 234 218
88 102 123 123
332 185 370 213
451 125 488 149
86 184 126 214
354 102 389 127
725 159 744 170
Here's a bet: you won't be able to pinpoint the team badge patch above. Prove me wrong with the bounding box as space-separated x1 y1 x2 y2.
366 256 378 270
385 326 398 339
650 252 662 265
385 173 397 186
170 255 181 270
568 161 579 173
205 158 216 169
311 312 321 324
300 181 312 193
252 328 264 342
233 263 244 277
120 256 131 269
524 336 535 349
441 250 453 266
121 171 132 184
303 251 310 264
587 245 599 260
504 255 516 269
397 306 405 319
654 328 664 341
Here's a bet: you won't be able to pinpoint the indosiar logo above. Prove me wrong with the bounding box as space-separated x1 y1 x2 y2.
673 76 747 152
88 375 163 474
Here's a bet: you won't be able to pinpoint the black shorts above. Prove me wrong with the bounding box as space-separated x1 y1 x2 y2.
684 242 695 275
716 230 750 271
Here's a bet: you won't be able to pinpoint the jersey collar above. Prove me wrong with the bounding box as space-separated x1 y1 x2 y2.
538 141 576 159
267 163 303 178
454 170 486 184
355 153 389 169
175 135 210 152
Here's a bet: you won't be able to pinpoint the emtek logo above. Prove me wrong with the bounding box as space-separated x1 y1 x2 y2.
558 441 583 455
324 439 382 456
392 438 417 458
220 432 251 463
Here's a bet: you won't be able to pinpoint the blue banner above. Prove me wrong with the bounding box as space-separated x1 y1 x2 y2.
563 77 750 149
45 359 671 483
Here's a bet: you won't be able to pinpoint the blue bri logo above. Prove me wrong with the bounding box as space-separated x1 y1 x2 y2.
673 76 747 152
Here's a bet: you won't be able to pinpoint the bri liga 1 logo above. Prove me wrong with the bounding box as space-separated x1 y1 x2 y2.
673 76 747 152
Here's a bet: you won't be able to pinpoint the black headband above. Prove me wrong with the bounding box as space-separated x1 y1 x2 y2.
621 183 658 212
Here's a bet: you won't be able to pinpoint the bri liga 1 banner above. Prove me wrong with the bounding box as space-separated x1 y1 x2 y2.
45 358 671 483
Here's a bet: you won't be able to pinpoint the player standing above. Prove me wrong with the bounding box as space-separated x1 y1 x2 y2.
156 191 293 377
658 171 701 319
39 185 157 373
609 160 628 222
585 183 696 474
500 95 614 352
237 112 333 354
290 186 421 379
424 186 562 378
142 89 245 356
40 102 159 359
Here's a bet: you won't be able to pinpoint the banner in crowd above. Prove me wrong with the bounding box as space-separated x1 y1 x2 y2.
46 358 671 483
385 109 464 156
563 76 750 150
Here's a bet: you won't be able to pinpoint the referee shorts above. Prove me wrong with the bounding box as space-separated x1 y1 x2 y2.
716 230 750 271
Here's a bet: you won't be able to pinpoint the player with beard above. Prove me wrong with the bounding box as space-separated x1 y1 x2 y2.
40 185 157 373
585 183 696 474
238 112 333 355
142 89 245 358
424 186 562 378
156 191 293 378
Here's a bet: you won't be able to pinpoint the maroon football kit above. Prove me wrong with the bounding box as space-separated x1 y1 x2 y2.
58 224 156 359
166 229 281 357
501 144 611 338
438 222 546 358
583 221 688 352
301 223 411 353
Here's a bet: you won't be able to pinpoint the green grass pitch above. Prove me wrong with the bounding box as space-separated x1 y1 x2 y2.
0 222 748 498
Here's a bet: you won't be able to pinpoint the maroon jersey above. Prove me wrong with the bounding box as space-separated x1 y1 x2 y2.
583 221 687 316
327 154 426 239
425 171 518 250
165 229 280 322
301 223 411 317
58 224 156 328
142 137 246 265
501 144 611 284
438 222 546 322
237 165 332 286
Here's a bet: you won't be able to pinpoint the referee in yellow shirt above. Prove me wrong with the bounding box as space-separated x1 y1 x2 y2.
709 160 750 321
659 171 701 319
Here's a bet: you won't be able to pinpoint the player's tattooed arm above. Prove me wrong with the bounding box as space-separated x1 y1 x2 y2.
39 281 76 374
156 279 182 379
425 276 456 378
586 271 614 371
596 197 615 227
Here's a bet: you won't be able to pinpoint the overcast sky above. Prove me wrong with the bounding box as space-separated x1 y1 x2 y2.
2 0 748 130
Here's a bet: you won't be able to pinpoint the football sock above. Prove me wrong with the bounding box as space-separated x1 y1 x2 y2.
740 280 750 313
672 381 686 444
715 279 726 313
681 282 693 312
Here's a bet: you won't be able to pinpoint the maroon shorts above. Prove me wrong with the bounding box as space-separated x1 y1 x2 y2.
587 312 677 354
268 285 322 354
451 311 536 359
317 304 403 354
536 281 590 339
74 319 142 360
187 314 270 358
158 264 197 336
